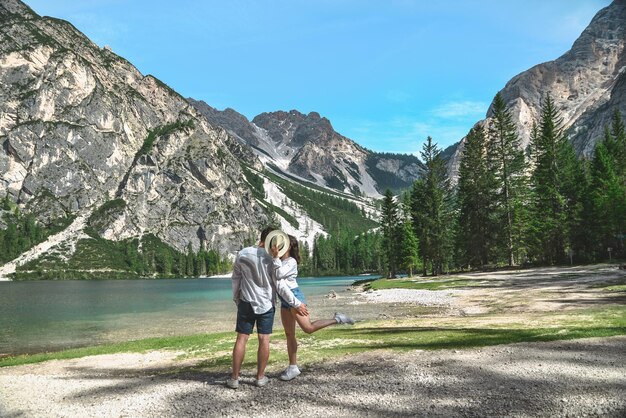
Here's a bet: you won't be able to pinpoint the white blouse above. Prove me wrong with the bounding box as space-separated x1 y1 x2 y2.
276 257 299 289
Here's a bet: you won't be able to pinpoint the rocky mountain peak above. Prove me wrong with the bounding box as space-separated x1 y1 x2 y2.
0 0 37 18
450 0 626 178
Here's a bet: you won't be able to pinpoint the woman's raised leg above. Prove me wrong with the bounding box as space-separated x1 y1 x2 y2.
292 309 338 334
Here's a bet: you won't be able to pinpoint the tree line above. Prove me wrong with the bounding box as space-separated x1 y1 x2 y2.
379 93 626 276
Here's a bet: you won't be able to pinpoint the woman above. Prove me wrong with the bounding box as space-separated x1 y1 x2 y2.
276 234 354 381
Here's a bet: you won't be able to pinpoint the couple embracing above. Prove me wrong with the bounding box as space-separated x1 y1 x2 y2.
227 226 354 389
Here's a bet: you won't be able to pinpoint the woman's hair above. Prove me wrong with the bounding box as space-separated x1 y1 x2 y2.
288 235 301 263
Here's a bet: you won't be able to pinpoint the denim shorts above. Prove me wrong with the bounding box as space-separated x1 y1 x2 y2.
279 287 307 310
235 301 275 335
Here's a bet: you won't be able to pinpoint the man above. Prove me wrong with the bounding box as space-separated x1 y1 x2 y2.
227 226 308 389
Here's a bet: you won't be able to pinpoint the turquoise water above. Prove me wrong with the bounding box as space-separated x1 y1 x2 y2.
0 276 364 356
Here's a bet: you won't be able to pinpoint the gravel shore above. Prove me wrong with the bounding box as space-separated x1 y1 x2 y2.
356 289 459 306
1 336 625 417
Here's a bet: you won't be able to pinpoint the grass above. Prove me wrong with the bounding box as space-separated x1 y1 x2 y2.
602 284 626 292
0 332 231 368
2 306 624 370
265 170 378 234
368 277 482 291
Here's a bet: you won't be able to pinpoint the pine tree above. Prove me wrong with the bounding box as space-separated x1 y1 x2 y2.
590 119 626 259
411 137 454 275
529 95 582 264
380 189 401 278
400 220 420 276
487 93 529 265
177 252 186 276
186 243 195 277
457 125 495 268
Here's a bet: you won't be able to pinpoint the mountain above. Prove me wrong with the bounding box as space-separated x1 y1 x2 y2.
448 0 626 175
189 99 424 197
0 0 268 275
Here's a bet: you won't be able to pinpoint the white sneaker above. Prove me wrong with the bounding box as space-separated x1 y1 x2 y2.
280 365 301 381
255 376 269 387
225 378 239 389
334 312 355 325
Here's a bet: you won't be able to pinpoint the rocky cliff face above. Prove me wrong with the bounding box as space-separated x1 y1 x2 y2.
448 0 626 175
0 0 266 253
190 102 424 197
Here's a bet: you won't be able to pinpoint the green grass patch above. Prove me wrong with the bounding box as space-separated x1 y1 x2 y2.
137 120 194 157
368 277 481 291
602 284 626 292
3 306 624 370
265 170 377 234
0 332 232 368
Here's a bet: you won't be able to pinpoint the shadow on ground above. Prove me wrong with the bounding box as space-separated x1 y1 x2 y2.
52 337 626 417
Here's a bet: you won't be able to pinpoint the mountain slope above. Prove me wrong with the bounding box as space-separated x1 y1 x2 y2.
448 0 626 174
0 0 266 267
189 100 424 197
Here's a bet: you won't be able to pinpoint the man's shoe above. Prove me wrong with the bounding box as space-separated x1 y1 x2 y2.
255 376 269 387
225 378 239 389
279 365 301 381
334 312 355 325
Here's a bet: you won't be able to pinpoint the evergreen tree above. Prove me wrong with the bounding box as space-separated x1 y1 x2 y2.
487 93 529 265
186 243 195 277
177 252 186 276
400 220 420 276
456 125 495 268
529 95 582 264
411 137 454 275
590 122 626 259
380 189 401 278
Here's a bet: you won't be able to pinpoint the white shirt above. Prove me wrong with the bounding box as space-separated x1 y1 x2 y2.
275 257 299 290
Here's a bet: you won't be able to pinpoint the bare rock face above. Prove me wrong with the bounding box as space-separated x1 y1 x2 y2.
0 0 266 252
190 102 424 197
448 0 626 176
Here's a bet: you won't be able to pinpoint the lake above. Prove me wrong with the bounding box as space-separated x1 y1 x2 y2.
0 276 368 356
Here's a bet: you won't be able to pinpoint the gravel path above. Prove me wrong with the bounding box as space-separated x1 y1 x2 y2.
1 336 624 417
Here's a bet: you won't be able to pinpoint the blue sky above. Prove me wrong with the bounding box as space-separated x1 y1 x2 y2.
27 0 610 154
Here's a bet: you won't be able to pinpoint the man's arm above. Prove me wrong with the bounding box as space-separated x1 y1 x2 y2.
231 254 242 304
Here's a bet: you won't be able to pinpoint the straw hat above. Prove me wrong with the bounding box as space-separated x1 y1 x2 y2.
264 230 290 258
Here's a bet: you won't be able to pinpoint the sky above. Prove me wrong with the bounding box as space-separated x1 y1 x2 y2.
27 0 611 155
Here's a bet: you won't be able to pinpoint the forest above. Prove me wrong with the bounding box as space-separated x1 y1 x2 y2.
376 93 626 277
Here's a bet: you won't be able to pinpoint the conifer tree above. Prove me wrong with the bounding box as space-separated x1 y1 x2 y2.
380 189 401 278
487 93 529 265
529 95 582 264
400 220 420 276
411 137 453 275
177 252 186 276
186 243 195 276
457 125 494 268
590 116 626 259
